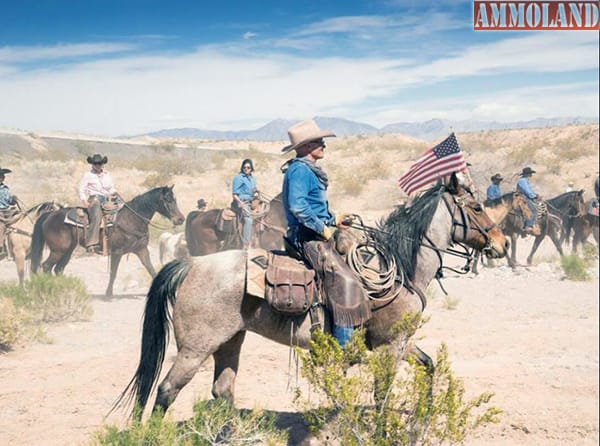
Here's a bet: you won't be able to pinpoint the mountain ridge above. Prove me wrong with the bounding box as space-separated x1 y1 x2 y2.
140 116 598 141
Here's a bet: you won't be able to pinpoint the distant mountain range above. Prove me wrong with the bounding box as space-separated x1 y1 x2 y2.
141 116 598 142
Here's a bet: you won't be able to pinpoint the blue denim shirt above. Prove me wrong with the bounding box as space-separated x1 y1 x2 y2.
282 158 335 236
0 184 13 209
486 183 502 200
516 177 537 200
232 173 256 202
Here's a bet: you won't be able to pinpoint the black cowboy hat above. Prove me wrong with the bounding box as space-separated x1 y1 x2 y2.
0 167 12 175
491 173 503 182
87 154 108 164
197 199 207 208
520 167 536 176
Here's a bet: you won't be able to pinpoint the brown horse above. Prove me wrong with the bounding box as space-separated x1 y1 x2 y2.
472 191 530 273
571 198 599 253
3 201 62 285
185 193 286 256
113 177 508 418
30 186 185 296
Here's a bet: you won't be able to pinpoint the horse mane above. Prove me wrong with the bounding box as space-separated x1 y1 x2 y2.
547 190 581 207
128 187 167 214
376 184 445 281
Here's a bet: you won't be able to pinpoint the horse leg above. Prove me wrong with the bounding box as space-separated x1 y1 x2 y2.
53 246 76 275
105 254 122 297
136 247 157 278
526 235 545 266
42 250 64 274
508 233 518 268
211 331 246 402
471 251 480 275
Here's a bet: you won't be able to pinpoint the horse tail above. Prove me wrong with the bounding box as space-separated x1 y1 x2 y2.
30 211 51 273
109 259 191 418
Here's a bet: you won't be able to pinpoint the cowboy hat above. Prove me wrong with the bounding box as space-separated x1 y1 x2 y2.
491 173 503 182
520 167 536 176
87 154 108 164
0 167 12 175
281 119 336 154
197 199 207 208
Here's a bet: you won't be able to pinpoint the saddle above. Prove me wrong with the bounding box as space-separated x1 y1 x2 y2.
248 249 317 316
215 208 237 234
64 201 121 229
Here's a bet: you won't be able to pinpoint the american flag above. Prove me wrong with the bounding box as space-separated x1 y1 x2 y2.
398 133 467 195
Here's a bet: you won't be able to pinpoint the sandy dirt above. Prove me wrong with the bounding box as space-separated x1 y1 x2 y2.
0 237 598 446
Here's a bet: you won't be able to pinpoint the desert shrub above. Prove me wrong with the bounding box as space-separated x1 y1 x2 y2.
4 274 92 322
92 399 287 445
561 254 592 281
0 298 23 350
296 327 501 445
142 172 173 189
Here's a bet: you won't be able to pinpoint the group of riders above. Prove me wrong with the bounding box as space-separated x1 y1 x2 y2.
1 119 599 347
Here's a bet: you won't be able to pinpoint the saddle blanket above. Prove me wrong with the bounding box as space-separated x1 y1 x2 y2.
64 208 114 229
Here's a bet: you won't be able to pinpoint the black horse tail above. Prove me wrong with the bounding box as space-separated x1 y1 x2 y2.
30 211 51 273
109 259 191 419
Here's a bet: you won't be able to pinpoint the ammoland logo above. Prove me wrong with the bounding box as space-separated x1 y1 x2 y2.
474 1 600 30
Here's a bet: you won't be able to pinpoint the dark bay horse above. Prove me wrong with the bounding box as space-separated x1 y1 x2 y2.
113 178 508 418
571 198 599 253
544 190 586 247
30 186 185 296
501 194 565 266
185 193 286 256
4 201 62 285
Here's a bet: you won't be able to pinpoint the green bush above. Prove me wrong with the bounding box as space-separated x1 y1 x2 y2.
92 399 287 445
295 327 501 445
3 274 92 323
0 298 23 351
560 254 591 281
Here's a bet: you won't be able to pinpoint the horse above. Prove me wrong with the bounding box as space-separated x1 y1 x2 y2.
158 231 187 264
112 177 508 418
571 198 599 253
472 191 530 273
501 194 564 267
3 201 62 285
30 186 185 296
185 193 286 256
543 190 586 247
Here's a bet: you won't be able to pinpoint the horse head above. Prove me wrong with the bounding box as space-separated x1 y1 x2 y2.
157 185 185 226
444 175 508 259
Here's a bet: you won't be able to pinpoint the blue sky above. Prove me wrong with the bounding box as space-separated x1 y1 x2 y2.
0 0 598 136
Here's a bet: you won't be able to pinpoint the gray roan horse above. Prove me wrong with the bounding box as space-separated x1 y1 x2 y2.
113 177 508 418
30 186 185 296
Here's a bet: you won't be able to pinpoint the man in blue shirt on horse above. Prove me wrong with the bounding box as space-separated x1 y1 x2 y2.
281 119 371 348
232 159 257 249
516 167 541 235
486 173 503 204
0 167 18 260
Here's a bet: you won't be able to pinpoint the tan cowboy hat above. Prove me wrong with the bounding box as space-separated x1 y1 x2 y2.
0 167 12 175
87 154 108 164
491 173 503 182
281 119 336 154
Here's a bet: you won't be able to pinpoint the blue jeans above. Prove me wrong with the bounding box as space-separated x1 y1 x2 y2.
525 199 537 228
240 202 253 246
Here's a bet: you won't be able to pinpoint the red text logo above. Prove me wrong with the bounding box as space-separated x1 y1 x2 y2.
474 1 600 30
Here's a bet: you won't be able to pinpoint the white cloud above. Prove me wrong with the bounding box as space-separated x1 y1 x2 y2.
0 42 136 63
0 31 597 135
243 32 257 40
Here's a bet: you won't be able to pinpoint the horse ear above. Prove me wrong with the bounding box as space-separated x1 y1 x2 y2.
447 172 460 194
169 184 175 190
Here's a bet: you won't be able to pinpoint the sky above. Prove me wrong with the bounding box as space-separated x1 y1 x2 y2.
0 0 598 137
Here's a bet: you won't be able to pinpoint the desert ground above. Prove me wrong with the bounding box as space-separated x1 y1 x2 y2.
0 125 598 445
0 235 597 446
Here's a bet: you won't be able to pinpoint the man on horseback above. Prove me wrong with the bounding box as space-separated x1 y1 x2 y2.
485 173 503 206
0 167 18 260
78 154 118 254
516 166 541 236
280 119 371 347
232 159 257 249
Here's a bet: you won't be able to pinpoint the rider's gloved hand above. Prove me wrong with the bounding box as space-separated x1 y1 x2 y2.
321 225 334 240
335 213 355 229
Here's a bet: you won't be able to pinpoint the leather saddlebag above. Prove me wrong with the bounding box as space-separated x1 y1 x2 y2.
265 251 315 315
